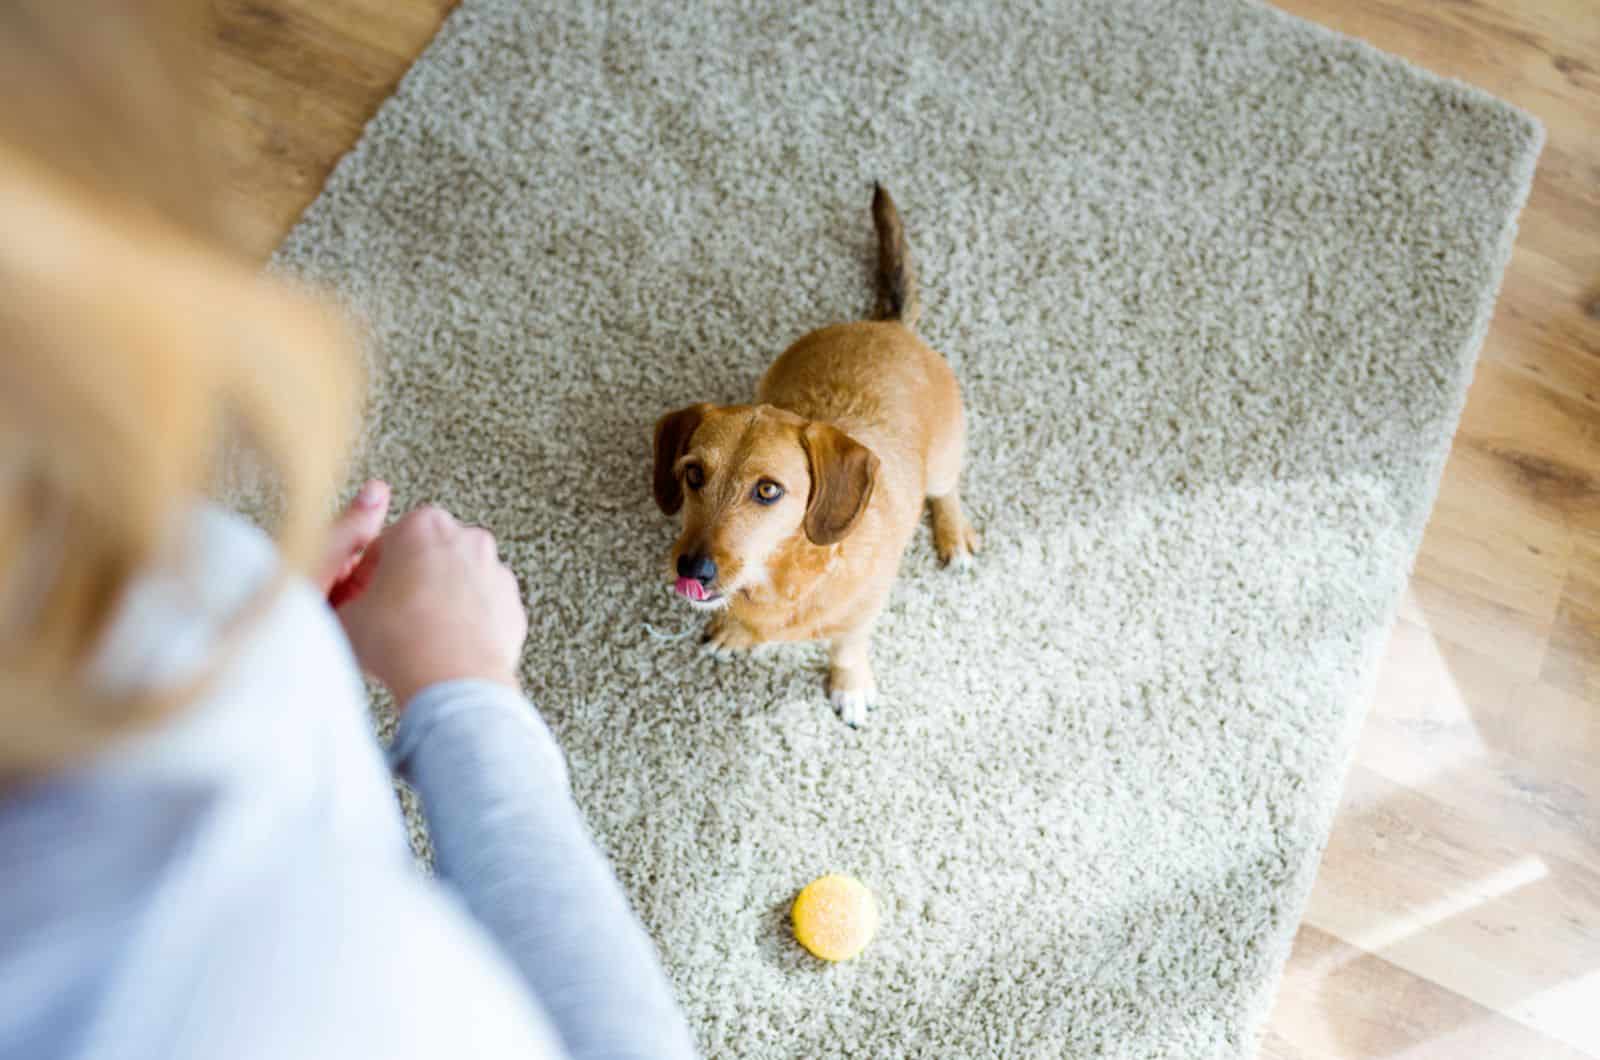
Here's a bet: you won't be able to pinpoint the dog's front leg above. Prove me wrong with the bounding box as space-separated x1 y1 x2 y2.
827 625 878 728
702 611 760 654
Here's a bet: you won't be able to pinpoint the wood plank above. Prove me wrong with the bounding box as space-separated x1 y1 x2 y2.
1397 575 1552 680
207 0 459 255
1262 923 1594 1060
1414 441 1573 624
1452 361 1600 537
1357 618 1600 874
1304 764 1600 1055
1484 254 1600 413
1543 532 1600 700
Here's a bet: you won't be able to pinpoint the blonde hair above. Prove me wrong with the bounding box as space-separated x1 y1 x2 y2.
0 1 362 775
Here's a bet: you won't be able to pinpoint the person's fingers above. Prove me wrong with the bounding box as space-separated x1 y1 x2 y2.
382 504 454 550
465 526 497 558
414 504 458 534
318 480 390 592
330 534 384 612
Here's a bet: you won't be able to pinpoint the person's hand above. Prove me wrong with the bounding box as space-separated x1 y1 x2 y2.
319 479 391 603
333 505 528 710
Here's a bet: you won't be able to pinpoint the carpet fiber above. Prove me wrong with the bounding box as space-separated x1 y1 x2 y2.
273 1 1540 1055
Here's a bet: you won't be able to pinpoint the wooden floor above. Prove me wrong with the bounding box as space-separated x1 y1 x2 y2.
207 1 1599 1056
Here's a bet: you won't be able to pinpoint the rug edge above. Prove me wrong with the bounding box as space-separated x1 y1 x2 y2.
1237 108 1545 1058
1248 0 1546 144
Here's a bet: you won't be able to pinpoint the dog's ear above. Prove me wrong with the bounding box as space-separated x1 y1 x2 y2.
653 404 711 515
800 421 880 546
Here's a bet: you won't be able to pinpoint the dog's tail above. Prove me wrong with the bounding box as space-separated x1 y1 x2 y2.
871 182 921 330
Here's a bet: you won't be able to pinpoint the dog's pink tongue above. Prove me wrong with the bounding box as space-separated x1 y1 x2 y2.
675 576 707 601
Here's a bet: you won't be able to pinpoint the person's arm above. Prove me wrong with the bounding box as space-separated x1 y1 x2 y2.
387 681 696 1060
334 503 696 1060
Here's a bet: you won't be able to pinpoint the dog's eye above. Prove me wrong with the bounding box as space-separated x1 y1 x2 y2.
684 464 705 490
753 480 784 505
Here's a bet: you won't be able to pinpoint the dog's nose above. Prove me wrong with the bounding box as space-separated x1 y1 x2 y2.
677 552 717 585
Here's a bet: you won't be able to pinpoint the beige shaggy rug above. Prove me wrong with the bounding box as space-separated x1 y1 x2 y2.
271 0 1541 1055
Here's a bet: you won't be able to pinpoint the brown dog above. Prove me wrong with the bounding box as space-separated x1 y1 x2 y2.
652 185 977 726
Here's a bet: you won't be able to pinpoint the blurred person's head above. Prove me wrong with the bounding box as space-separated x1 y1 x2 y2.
0 0 362 777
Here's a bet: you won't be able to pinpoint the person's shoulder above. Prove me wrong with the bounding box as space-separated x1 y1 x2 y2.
140 854 567 1060
88 504 389 827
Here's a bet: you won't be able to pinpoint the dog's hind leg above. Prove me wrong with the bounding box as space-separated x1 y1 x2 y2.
929 493 978 569
925 406 979 569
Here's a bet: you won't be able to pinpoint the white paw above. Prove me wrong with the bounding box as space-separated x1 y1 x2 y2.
829 687 877 728
946 547 975 572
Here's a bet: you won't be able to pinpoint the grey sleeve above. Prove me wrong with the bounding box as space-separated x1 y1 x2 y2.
389 681 698 1060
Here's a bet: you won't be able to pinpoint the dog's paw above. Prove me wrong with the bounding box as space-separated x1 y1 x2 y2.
937 522 981 570
942 544 976 571
828 685 877 728
701 613 758 654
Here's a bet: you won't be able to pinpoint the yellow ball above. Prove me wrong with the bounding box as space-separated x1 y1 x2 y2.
791 874 878 961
